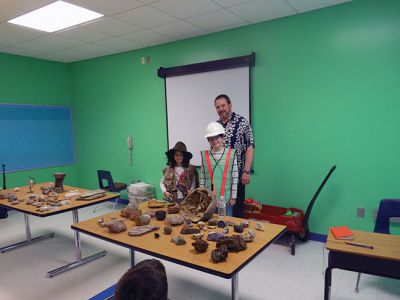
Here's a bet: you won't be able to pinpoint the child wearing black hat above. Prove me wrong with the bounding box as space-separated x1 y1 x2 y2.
160 141 199 204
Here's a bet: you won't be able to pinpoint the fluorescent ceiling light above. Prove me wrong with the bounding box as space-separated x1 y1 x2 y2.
7 1 103 33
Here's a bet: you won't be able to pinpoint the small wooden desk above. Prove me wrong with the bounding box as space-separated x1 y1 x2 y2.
72 203 286 300
0 184 119 277
325 230 400 300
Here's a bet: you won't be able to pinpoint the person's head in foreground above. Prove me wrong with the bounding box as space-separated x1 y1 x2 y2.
115 259 168 300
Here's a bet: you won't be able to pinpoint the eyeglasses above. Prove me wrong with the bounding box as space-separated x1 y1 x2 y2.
207 136 221 142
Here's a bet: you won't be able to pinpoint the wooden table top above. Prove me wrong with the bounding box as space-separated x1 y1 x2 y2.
72 203 287 278
326 230 400 261
0 184 119 217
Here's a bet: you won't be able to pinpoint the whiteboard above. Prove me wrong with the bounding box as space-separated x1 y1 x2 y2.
165 67 250 166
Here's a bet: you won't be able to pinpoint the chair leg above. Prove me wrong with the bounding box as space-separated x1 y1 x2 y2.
112 198 119 211
354 272 361 293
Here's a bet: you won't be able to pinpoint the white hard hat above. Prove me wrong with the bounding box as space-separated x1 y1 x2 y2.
204 122 225 138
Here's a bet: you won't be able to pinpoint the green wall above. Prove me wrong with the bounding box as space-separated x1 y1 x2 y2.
2 0 397 235
0 53 77 187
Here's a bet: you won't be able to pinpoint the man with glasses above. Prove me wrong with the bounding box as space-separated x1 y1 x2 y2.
214 94 254 218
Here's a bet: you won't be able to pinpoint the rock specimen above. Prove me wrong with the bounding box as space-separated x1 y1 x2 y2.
242 229 256 242
180 227 200 235
234 225 244 233
134 214 151 226
120 207 142 220
211 245 229 263
166 214 184 226
217 220 226 228
192 239 209 253
147 199 166 208
240 220 249 228
163 225 173 235
167 205 180 214
102 220 127 233
208 219 218 226
197 221 205 230
207 232 225 242
223 227 229 234
171 235 186 245
155 210 166 221
216 235 247 252
128 225 159 236
255 222 265 231
179 187 216 222
145 210 156 218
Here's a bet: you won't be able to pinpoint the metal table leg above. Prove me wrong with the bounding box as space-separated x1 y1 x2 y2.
324 267 332 300
232 273 239 300
130 249 135 267
0 213 55 253
47 209 106 277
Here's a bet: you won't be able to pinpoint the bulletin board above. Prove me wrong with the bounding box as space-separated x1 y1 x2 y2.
0 103 75 172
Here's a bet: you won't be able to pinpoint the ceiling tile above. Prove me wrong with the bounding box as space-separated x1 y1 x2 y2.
229 0 296 23
32 34 84 48
13 39 62 53
0 4 24 22
35 48 92 62
84 17 141 36
0 35 22 48
121 29 173 46
212 0 256 8
285 0 351 13
151 20 207 39
138 0 161 4
188 9 248 32
0 22 46 39
57 27 112 42
1 44 48 57
1 0 54 11
114 5 179 28
151 0 221 18
65 0 143 15
94 37 144 51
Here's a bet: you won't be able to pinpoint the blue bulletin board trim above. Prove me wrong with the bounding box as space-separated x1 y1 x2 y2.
0 103 76 172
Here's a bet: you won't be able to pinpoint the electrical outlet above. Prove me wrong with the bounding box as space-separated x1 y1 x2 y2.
357 207 365 218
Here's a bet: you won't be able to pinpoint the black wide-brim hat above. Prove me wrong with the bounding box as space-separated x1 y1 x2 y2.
165 141 193 160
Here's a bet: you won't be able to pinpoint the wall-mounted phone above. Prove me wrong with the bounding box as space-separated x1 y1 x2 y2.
127 136 133 166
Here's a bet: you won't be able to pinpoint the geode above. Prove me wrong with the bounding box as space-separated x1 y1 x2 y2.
166 214 184 226
242 229 256 242
192 239 209 253
216 235 247 252
180 227 200 235
255 222 265 231
120 207 142 220
179 187 216 222
211 245 229 263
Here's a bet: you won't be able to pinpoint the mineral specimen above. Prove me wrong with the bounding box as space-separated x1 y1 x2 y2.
102 220 127 233
217 220 226 228
120 207 142 220
242 229 256 242
240 220 249 228
208 219 218 226
223 227 229 234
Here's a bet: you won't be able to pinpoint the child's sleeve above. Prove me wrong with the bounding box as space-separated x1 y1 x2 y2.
160 175 167 193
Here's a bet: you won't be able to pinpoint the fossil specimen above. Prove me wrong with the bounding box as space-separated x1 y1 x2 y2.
179 188 216 222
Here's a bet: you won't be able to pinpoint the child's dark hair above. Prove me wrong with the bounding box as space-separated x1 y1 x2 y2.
167 151 190 168
115 259 168 300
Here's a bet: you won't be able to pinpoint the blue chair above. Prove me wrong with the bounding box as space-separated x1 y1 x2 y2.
355 199 400 292
93 170 127 212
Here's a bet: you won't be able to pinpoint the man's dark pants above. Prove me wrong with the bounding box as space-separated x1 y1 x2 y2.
233 182 245 218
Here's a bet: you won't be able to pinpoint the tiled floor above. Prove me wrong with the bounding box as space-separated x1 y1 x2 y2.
0 204 399 300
